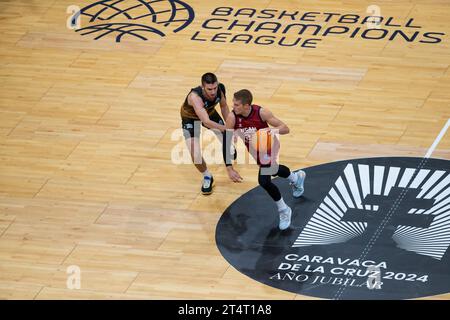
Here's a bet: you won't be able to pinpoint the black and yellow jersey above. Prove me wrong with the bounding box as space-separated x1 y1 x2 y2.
180 83 226 119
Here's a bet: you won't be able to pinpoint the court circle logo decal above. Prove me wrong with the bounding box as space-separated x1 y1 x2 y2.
216 157 450 299
70 0 195 42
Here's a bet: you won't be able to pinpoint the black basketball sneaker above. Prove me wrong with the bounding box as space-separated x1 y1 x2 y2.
201 176 214 195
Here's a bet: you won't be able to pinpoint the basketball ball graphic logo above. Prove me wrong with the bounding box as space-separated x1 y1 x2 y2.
71 0 195 42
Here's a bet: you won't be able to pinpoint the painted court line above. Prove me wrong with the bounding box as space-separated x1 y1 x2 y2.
425 119 450 158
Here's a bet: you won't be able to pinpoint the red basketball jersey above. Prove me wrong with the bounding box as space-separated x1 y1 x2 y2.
233 105 279 165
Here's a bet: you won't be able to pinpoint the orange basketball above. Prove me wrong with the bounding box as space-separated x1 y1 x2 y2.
256 129 272 155
247 129 273 165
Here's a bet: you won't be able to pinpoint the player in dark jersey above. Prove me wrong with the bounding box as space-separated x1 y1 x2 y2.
180 73 235 195
224 89 306 230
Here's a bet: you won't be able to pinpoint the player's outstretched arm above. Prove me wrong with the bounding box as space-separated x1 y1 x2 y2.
189 92 225 131
225 112 243 183
219 87 230 120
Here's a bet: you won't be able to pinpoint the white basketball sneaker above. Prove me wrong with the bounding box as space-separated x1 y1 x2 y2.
291 170 306 198
278 206 292 230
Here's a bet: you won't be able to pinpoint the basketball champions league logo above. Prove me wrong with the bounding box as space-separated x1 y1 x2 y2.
68 2 446 48
68 0 195 42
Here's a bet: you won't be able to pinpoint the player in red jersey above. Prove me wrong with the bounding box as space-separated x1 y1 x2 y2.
224 89 306 230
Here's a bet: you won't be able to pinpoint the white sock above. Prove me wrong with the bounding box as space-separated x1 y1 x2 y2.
287 172 298 184
276 198 288 211
202 170 212 178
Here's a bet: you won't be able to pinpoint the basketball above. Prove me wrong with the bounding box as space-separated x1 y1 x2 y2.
256 129 272 156
247 129 275 165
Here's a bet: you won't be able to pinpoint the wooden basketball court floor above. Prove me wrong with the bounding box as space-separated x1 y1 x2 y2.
0 0 449 299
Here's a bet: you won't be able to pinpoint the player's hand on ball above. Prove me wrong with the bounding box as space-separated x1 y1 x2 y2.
258 127 272 136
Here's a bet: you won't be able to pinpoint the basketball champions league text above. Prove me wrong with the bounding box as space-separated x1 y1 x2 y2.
191 7 445 49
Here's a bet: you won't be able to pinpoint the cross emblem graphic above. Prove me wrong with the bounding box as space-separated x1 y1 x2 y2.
342 187 435 244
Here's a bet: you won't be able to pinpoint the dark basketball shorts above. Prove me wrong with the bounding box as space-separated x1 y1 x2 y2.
181 110 224 139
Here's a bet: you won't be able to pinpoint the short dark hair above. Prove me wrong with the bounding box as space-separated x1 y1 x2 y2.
234 89 253 106
201 72 218 85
